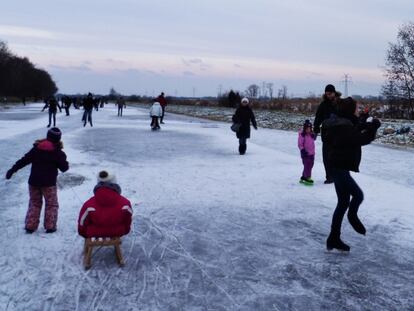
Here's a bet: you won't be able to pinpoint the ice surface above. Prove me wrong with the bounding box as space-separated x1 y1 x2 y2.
0 104 413 310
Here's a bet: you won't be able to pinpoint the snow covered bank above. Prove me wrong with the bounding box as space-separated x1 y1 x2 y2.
138 103 414 149
0 104 413 310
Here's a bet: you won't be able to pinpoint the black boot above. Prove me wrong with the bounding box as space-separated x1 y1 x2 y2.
348 213 366 235
46 228 56 233
326 233 350 252
239 144 247 155
25 228 34 234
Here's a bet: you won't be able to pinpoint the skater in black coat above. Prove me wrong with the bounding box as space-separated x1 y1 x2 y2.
62 96 72 116
322 97 381 252
42 96 62 128
313 84 341 184
82 93 94 127
232 97 257 155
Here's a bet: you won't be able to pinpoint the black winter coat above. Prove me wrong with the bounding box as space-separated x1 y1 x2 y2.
42 99 61 113
10 140 69 187
83 97 95 111
232 106 257 139
322 115 377 172
313 95 337 136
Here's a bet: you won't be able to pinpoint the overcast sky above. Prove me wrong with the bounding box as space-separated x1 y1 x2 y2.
1 0 413 97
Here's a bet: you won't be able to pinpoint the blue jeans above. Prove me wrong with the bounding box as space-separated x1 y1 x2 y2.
330 168 364 236
48 110 56 126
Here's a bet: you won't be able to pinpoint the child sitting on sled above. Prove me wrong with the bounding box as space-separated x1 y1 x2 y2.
78 171 133 238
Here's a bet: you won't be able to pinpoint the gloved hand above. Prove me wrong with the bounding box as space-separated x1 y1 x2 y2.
300 149 308 157
5 169 13 180
372 118 381 129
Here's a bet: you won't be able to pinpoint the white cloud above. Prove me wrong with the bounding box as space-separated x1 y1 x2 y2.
0 24 55 39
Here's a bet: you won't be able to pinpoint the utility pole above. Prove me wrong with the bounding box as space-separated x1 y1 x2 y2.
341 74 352 97
218 84 222 97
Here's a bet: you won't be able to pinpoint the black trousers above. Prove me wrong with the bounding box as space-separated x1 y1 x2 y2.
151 116 160 129
160 106 165 122
118 106 123 116
322 143 332 181
83 110 93 126
330 168 364 236
64 107 70 116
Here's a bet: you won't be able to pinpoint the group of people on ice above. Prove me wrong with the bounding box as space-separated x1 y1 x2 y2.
41 92 169 131
41 93 112 128
149 92 167 130
230 84 381 252
5 84 382 262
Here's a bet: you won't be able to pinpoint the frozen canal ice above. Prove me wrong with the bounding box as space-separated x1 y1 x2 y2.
0 104 413 310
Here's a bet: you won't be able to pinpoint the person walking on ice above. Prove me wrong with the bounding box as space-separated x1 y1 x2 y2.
157 92 167 124
5 128 69 233
298 120 316 185
116 96 126 117
42 96 62 127
150 100 163 130
323 97 381 252
82 93 94 127
232 97 257 155
313 84 341 184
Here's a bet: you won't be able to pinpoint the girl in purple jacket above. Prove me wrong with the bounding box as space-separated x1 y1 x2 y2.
298 120 316 185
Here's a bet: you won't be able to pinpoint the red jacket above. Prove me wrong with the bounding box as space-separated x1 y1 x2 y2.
78 187 132 238
157 95 167 107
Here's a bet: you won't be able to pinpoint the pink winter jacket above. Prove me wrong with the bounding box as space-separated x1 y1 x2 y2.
298 131 316 156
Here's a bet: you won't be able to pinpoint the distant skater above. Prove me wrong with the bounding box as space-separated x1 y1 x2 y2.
62 96 72 116
232 97 257 155
323 97 381 252
42 96 62 127
149 101 162 130
82 93 94 127
117 96 126 117
157 92 167 124
298 120 316 185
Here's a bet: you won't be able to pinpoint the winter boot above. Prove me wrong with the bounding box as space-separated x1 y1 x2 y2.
348 213 366 235
25 228 34 234
324 179 334 184
326 233 350 252
239 144 247 155
300 176 313 186
46 229 56 234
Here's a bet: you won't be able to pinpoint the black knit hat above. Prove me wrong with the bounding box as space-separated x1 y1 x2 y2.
325 84 336 93
47 127 62 143
303 119 312 130
337 97 357 118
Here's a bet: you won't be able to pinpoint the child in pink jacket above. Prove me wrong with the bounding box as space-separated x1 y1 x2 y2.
298 120 316 184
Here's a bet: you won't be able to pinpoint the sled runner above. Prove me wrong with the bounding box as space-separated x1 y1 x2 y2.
83 236 124 269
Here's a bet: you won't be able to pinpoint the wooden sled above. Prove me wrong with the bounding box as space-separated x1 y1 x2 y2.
83 237 124 270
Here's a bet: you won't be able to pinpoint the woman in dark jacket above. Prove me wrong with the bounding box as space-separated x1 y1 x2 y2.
6 127 69 233
232 97 257 155
322 97 381 252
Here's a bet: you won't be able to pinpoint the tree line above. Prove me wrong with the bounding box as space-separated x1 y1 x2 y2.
0 41 57 101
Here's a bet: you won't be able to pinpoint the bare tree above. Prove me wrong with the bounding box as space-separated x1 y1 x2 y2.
383 22 414 118
266 83 274 99
246 84 260 98
277 85 288 100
